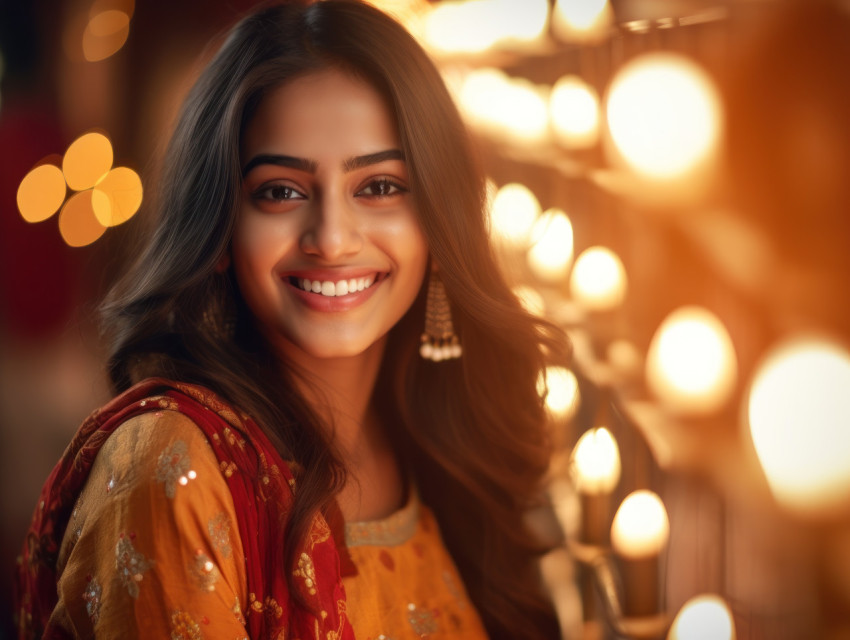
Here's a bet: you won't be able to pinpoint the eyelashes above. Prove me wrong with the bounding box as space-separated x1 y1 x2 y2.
249 176 409 206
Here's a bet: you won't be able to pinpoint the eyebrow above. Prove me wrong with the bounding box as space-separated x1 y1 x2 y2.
242 149 404 177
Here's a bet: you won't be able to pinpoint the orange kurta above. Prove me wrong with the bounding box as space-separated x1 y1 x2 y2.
48 410 487 639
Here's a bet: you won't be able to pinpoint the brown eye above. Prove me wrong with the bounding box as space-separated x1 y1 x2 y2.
358 178 406 198
253 183 305 202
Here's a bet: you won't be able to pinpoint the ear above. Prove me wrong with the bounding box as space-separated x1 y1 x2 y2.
216 252 231 273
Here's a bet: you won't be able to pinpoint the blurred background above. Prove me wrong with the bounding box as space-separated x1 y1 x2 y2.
2 0 849 638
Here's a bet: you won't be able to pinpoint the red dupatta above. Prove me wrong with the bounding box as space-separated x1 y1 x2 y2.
14 378 355 640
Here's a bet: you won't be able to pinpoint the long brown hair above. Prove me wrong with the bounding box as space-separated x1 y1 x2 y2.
101 2 570 637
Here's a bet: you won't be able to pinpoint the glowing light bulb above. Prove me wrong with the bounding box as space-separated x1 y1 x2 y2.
17 164 67 223
424 1 500 54
569 246 626 311
605 52 722 181
460 67 511 133
646 306 738 416
502 79 549 144
527 208 574 283
748 336 850 517
538 366 580 419
571 427 621 494
489 183 541 247
424 0 548 53
513 285 546 316
668 594 735 640
611 490 669 559
550 75 600 149
552 0 612 43
62 132 114 191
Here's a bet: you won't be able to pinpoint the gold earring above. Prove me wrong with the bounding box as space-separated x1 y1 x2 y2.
420 270 462 362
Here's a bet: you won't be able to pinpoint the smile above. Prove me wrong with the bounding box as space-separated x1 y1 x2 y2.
290 275 379 297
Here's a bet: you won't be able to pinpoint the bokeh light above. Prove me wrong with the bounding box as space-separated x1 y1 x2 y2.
646 306 738 416
424 0 549 54
748 336 850 517
605 52 723 180
538 365 581 419
92 166 143 226
668 594 736 640
82 10 130 62
459 68 549 143
571 427 621 494
17 165 68 223
58 191 108 247
489 182 541 247
569 246 627 311
552 0 612 43
550 75 600 149
527 208 574 283
62 132 114 191
611 490 670 559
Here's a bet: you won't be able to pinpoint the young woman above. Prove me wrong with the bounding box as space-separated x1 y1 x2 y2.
16 1 570 638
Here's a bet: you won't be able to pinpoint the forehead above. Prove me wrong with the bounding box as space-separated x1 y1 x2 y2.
242 68 400 160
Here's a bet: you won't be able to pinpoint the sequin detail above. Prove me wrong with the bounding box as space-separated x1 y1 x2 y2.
82 576 102 624
170 610 203 640
115 534 152 598
293 552 317 596
155 440 191 498
407 603 439 637
233 595 246 625
208 512 232 558
192 550 221 592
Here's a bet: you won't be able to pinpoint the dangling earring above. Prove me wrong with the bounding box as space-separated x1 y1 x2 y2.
420 270 462 362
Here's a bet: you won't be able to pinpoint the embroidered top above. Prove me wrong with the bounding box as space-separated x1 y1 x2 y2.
14 379 487 639
342 491 489 639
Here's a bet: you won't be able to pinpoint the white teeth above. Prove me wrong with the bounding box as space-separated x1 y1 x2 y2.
297 275 380 297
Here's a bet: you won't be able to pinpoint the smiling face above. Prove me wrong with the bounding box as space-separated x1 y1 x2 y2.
232 68 429 363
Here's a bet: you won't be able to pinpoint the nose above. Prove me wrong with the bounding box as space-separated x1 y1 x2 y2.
299 191 363 261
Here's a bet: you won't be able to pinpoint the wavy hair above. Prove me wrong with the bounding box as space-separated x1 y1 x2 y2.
101 1 570 637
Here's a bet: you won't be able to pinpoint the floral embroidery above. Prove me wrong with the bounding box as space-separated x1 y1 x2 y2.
82 576 101 624
155 440 191 498
192 550 221 592
170 610 203 640
220 460 237 478
256 452 283 502
247 593 284 618
208 512 232 558
307 513 331 548
293 552 317 595
115 534 152 598
233 595 246 625
407 603 439 637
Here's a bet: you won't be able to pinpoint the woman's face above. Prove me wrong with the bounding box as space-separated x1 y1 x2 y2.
232 68 429 361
